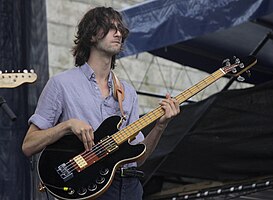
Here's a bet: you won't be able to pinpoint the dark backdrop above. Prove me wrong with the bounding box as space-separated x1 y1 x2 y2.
141 80 273 195
0 1 48 199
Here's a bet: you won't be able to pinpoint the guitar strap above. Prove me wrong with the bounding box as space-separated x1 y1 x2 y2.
111 71 126 120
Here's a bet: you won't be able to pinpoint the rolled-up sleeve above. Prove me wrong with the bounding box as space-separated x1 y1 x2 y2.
28 77 63 130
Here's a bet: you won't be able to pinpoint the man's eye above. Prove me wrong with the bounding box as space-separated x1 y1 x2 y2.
117 25 123 31
110 24 117 30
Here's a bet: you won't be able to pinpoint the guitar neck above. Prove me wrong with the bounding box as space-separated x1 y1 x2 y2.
112 68 226 145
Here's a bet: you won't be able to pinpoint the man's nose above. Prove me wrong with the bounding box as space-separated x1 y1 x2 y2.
114 28 122 37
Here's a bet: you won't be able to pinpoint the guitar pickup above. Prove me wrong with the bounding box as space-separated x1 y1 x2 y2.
56 163 74 182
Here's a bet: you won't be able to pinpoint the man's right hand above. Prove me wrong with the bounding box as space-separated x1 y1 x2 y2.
68 119 95 151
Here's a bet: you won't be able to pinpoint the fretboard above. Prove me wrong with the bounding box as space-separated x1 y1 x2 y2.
112 68 226 145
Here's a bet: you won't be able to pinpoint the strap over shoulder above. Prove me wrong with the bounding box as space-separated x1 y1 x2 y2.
111 71 126 120
111 71 124 101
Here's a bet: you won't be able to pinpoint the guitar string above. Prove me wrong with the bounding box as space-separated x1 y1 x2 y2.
54 60 253 177
59 70 225 175
59 70 226 174
62 108 162 173
59 70 225 174
62 107 166 173
61 111 154 172
61 88 176 171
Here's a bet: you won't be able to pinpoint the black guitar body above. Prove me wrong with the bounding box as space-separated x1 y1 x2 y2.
38 116 146 200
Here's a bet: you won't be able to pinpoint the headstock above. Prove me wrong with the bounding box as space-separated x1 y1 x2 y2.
0 69 37 88
221 55 257 81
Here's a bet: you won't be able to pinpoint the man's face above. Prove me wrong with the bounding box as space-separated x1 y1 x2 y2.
95 22 123 56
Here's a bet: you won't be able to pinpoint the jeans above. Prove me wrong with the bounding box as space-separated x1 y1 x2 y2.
97 175 143 200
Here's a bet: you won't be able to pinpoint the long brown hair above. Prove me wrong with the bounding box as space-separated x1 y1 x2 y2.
72 7 129 69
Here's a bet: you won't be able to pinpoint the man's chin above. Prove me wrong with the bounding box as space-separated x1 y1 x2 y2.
109 48 121 55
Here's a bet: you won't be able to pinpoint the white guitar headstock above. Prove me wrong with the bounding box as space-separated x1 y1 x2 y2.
0 69 37 88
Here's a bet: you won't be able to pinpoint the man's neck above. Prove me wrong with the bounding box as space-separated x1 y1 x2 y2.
87 50 113 81
87 50 114 98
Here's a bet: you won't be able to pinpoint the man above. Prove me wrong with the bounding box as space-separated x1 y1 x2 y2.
22 7 180 200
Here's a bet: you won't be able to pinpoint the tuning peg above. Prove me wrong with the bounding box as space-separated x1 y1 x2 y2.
237 75 245 82
0 70 2 74
222 58 230 67
222 58 230 63
18 70 21 72
239 63 244 68
23 69 28 73
235 58 240 64
30 69 34 73
232 68 237 73
226 61 231 67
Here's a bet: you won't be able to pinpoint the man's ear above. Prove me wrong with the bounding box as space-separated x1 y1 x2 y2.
91 36 97 42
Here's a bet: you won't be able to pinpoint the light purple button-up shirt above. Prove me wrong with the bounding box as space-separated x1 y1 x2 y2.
29 63 144 146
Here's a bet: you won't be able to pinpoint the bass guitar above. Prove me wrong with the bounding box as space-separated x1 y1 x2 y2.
38 56 257 200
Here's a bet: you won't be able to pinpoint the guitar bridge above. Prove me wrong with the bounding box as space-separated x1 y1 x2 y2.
56 163 74 182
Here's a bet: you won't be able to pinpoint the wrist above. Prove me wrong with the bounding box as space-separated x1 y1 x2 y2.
155 120 168 131
63 119 75 132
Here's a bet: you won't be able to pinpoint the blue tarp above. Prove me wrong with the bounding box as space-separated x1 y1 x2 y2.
120 0 273 57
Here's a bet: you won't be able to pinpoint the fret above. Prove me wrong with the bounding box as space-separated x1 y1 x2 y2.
112 69 226 145
113 55 259 145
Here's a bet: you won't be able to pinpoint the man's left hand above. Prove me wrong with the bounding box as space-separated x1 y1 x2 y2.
157 93 180 127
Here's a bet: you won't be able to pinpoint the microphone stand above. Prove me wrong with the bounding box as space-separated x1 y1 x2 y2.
0 96 17 121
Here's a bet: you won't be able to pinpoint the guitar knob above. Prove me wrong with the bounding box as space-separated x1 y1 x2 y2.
96 176 105 184
100 168 109 176
88 183 97 191
68 188 75 195
237 75 245 82
77 187 87 196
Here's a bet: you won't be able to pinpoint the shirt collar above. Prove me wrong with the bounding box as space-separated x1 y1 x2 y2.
80 63 113 87
79 62 95 81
